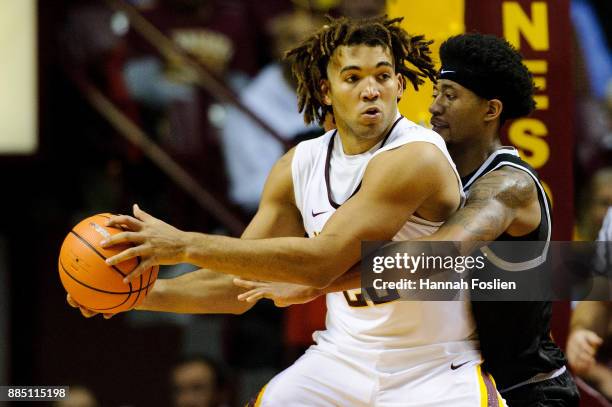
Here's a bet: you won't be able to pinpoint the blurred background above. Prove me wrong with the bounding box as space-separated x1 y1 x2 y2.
0 0 611 406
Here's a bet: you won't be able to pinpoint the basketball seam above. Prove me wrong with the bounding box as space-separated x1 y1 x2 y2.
128 258 143 309
60 259 134 296
59 260 153 311
58 257 156 294
69 230 130 281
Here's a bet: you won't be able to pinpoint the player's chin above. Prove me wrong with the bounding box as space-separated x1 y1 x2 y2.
358 112 383 126
432 125 450 140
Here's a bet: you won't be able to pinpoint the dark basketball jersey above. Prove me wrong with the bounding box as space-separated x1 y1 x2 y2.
463 147 567 392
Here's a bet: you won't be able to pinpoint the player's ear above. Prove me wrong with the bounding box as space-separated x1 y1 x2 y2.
320 79 332 106
396 73 404 101
484 99 503 122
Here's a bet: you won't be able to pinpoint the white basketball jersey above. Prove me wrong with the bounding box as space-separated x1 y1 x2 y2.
291 115 476 351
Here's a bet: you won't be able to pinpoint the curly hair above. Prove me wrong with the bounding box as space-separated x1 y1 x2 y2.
439 33 536 122
285 16 437 125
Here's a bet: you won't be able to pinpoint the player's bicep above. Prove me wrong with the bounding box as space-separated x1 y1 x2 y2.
430 198 509 245
241 148 304 239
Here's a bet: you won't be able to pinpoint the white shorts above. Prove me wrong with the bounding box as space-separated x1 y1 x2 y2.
248 341 506 407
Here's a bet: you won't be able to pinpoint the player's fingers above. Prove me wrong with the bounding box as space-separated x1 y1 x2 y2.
585 331 604 347
123 258 151 283
66 294 79 308
106 245 148 266
103 313 115 319
245 291 265 303
100 231 144 248
67 294 98 317
79 307 97 318
579 340 597 357
237 289 260 301
106 215 143 231
133 203 154 222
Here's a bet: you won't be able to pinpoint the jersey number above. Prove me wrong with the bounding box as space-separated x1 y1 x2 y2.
343 288 400 307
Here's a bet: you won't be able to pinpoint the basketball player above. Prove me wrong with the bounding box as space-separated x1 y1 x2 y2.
235 33 579 406
70 17 504 406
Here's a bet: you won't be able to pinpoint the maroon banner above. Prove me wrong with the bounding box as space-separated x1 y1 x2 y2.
465 0 574 240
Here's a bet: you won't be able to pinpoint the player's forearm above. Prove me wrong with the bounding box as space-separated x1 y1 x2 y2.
182 232 353 288
582 362 612 388
571 301 612 337
136 269 254 315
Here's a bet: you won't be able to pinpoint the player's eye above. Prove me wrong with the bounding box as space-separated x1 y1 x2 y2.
345 75 358 83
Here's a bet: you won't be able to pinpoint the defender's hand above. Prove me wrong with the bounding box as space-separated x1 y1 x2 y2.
234 278 321 307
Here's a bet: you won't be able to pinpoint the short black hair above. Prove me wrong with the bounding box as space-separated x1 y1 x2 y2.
286 15 437 125
439 32 536 123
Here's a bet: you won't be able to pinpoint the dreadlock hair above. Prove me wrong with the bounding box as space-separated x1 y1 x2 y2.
439 33 536 124
285 15 437 125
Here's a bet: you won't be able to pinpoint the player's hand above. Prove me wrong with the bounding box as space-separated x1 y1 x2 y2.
567 328 603 374
66 294 115 319
233 278 321 307
101 204 188 283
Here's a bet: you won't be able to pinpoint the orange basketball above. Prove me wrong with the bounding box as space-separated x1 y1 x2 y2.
58 213 159 313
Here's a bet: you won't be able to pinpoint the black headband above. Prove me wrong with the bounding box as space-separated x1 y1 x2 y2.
438 67 498 101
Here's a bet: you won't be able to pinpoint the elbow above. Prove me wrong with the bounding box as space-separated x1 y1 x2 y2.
230 306 249 315
229 300 255 315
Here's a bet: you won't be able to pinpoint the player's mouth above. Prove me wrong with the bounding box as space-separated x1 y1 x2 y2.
430 117 449 132
361 106 382 121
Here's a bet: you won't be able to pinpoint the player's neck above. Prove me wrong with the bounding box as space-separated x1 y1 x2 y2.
450 137 502 177
337 134 381 155
335 113 398 155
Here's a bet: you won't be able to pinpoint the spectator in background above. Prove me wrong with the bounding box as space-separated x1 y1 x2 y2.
567 208 612 401
220 9 323 213
171 354 232 407
120 0 290 230
576 167 612 241
572 0 612 173
122 0 258 157
54 385 99 407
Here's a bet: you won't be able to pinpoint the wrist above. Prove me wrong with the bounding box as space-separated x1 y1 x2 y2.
180 231 200 264
136 279 167 311
587 363 612 386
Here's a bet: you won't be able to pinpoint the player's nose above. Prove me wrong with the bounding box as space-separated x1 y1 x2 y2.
429 98 443 115
361 78 380 101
